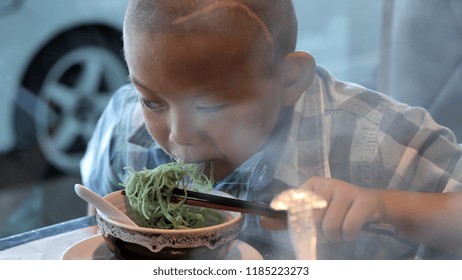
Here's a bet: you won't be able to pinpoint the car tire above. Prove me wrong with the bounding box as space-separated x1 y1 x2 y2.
20 25 128 176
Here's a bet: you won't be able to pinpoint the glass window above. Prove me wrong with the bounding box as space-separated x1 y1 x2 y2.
0 0 387 238
294 0 384 89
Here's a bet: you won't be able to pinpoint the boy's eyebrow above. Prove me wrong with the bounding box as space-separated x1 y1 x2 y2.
128 75 215 98
128 75 155 93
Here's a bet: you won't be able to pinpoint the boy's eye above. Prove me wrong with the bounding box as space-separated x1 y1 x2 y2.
196 104 228 113
140 98 164 111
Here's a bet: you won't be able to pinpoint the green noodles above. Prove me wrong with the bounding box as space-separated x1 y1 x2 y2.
121 162 218 229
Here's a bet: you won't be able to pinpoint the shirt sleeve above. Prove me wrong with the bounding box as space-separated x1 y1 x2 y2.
324 77 462 194
376 102 462 193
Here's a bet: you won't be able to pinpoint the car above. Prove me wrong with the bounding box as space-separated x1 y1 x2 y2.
0 0 129 175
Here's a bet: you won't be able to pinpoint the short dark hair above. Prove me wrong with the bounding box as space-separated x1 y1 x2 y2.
124 0 297 64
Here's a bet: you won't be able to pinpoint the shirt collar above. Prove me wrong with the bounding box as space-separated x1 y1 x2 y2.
127 105 162 150
127 123 160 149
272 72 329 187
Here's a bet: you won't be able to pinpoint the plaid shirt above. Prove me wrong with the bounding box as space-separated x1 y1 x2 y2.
81 66 462 259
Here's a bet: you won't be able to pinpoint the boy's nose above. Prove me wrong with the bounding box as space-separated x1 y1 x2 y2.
168 111 199 146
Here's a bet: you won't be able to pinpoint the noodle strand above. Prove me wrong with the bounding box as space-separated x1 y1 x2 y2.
121 162 216 229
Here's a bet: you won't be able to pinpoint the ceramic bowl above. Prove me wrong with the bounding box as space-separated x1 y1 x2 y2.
96 190 244 260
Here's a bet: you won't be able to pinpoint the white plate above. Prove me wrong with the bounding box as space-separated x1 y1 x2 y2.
61 234 263 260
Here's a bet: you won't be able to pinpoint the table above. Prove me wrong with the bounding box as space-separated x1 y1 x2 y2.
0 216 97 260
0 216 295 260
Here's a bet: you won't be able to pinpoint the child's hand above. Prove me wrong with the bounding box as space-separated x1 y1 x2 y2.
301 176 387 242
261 176 388 243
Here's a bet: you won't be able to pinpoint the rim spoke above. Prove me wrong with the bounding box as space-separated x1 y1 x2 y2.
47 116 81 151
77 55 104 94
40 81 77 111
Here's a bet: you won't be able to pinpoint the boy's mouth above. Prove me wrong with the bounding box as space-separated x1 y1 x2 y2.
172 157 215 176
171 154 233 181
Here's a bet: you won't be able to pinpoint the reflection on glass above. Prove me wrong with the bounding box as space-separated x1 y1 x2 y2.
271 189 327 260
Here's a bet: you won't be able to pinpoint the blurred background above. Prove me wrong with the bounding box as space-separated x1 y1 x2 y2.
1 0 460 239
0 0 129 238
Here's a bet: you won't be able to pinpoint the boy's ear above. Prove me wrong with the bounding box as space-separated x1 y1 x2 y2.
280 51 316 107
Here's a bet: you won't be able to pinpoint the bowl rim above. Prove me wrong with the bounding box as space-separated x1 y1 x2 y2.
97 189 244 234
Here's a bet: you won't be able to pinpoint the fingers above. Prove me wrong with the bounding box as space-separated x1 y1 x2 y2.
340 189 379 241
262 176 383 243
340 202 368 241
319 194 351 242
301 177 377 243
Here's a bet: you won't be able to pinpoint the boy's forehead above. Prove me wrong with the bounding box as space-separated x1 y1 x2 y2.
124 1 275 79
125 1 273 49
126 30 273 92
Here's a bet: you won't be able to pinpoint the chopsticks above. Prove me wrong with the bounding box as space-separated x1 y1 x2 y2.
170 188 288 219
122 188 399 238
170 188 400 238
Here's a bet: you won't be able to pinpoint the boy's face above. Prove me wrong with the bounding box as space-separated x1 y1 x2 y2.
125 31 287 180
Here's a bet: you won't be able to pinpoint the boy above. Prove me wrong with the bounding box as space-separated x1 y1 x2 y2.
81 0 462 259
